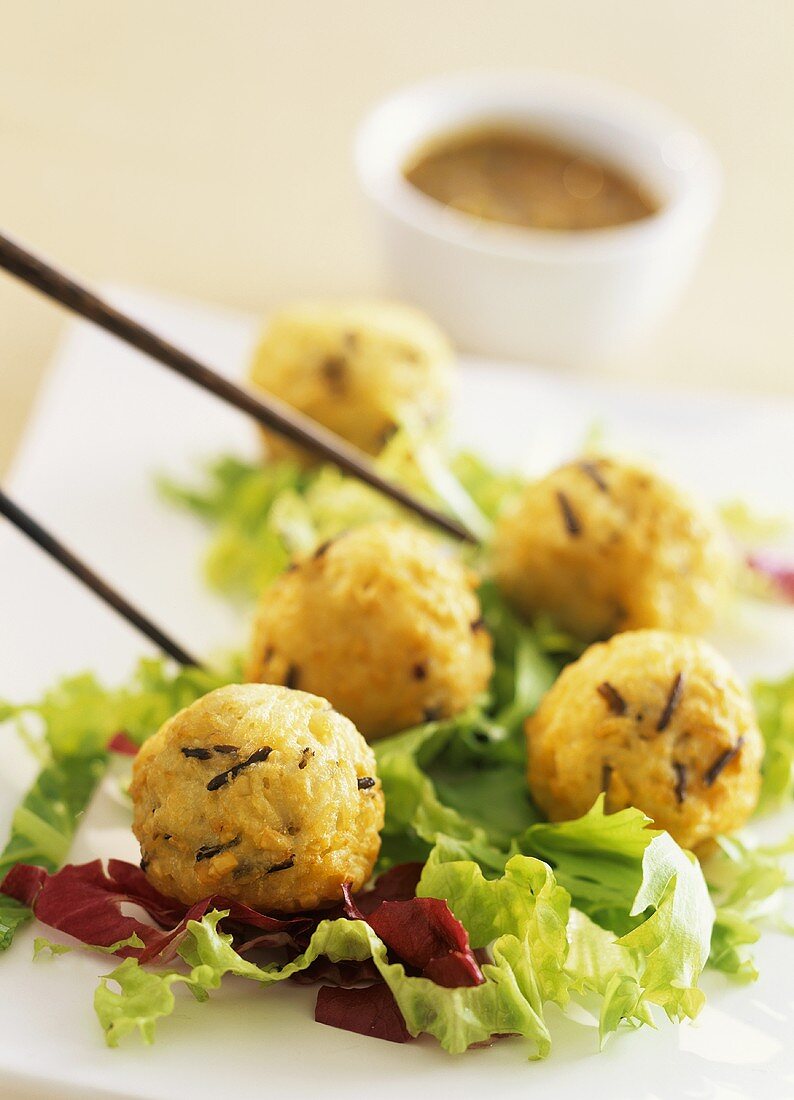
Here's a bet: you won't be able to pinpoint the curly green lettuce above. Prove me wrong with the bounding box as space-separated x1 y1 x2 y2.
704 833 794 980
158 440 525 599
753 673 794 805
92 817 714 1053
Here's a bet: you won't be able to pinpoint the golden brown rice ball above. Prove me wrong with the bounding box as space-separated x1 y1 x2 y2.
131 683 384 912
492 456 733 643
246 521 493 740
249 301 454 463
526 629 763 850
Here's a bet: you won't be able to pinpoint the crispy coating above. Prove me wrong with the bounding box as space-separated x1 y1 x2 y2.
249 301 454 464
131 684 384 912
246 521 493 740
492 456 733 642
526 630 763 850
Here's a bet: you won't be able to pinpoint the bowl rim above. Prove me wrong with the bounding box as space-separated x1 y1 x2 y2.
354 69 722 264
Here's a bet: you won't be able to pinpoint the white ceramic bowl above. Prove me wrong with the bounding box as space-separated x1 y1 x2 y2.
355 72 721 367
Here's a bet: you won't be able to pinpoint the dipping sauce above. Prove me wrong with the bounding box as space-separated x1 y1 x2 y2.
404 127 658 232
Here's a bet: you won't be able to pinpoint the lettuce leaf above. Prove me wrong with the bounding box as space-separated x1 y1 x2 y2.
373 717 512 872
0 895 32 950
93 830 712 1053
422 817 712 1039
522 798 714 1025
417 846 571 1008
158 442 525 600
0 755 106 875
95 908 557 1056
704 833 794 980
159 456 314 596
1 657 241 761
522 797 657 933
615 833 712 1022
753 672 794 805
720 499 790 545
564 910 654 1044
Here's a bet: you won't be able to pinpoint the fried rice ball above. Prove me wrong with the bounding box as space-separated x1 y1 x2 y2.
492 456 733 643
131 683 384 912
526 629 763 850
246 521 493 740
249 301 454 464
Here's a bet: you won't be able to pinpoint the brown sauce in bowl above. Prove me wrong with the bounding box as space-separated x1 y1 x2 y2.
404 127 658 232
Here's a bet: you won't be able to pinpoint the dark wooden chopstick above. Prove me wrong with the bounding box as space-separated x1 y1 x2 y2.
0 489 199 667
0 232 476 544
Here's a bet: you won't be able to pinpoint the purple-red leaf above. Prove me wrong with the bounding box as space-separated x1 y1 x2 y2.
1 860 307 963
747 551 794 603
2 857 482 1048
291 955 381 987
315 983 413 1043
107 731 139 756
342 884 483 988
350 862 424 914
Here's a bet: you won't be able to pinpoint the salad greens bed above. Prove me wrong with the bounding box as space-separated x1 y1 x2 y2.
1 440 794 1058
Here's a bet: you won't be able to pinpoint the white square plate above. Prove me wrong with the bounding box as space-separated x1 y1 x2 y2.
1 288 794 1100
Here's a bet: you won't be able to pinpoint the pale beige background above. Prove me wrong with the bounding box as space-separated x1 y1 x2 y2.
1 0 792 475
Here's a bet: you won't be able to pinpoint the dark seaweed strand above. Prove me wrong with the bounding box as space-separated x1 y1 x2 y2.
378 421 399 449
672 762 687 804
578 460 608 492
284 664 300 690
181 746 212 760
601 763 613 792
470 616 485 632
207 747 273 792
313 538 335 560
195 836 241 863
556 491 582 537
597 681 627 716
657 672 684 732
357 776 376 790
412 662 428 680
321 356 348 394
213 744 238 754
298 747 314 770
267 855 296 874
704 737 745 787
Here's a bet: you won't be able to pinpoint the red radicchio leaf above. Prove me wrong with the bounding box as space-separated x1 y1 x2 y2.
107 731 140 756
314 870 482 1043
3 857 480 1046
1 860 309 963
747 551 794 603
348 862 425 915
342 884 484 988
290 955 382 987
315 983 412 1043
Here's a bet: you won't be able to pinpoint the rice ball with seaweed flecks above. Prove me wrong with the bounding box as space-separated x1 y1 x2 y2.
131 683 384 912
493 456 733 643
246 521 493 740
249 301 454 463
525 629 763 851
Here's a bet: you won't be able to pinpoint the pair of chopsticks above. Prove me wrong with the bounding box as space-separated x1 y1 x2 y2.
0 233 475 669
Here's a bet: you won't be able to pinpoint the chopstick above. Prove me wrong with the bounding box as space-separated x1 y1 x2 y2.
0 232 476 544
0 489 199 667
